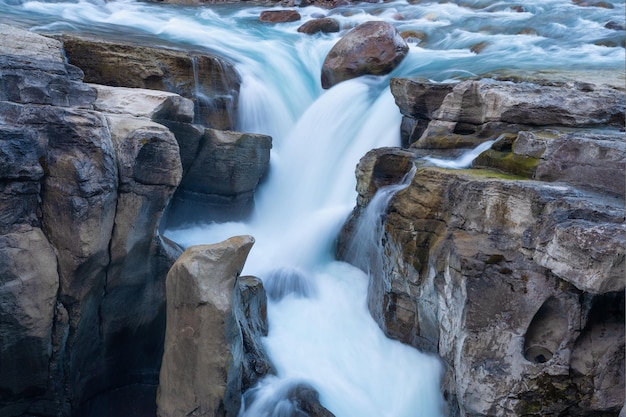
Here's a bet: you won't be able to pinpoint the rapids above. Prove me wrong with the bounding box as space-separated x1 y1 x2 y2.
0 0 623 415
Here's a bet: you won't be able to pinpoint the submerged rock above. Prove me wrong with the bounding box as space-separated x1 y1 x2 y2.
321 21 408 89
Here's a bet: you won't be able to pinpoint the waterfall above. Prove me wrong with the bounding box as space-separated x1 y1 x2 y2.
0 0 623 415
423 139 496 169
342 165 417 277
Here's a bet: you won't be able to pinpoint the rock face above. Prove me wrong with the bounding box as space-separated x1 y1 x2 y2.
61 35 241 130
0 24 190 417
156 236 268 417
321 21 408 89
338 77 625 416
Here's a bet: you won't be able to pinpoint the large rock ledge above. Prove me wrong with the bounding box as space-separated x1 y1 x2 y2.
0 24 271 417
338 77 625 416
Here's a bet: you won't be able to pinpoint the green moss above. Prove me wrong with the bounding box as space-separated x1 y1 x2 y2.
473 150 540 178
451 168 528 180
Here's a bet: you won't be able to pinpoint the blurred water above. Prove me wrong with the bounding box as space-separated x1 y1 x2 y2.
1 0 623 415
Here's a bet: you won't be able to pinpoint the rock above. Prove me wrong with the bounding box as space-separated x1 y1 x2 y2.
321 21 408 89
166 128 272 226
0 24 96 108
297 18 341 34
157 236 255 417
226 276 274 413
61 35 241 130
390 77 626 148
90 84 194 123
240 380 336 417
259 10 301 23
339 151 625 415
0 229 59 416
0 24 186 416
474 130 626 196
400 29 427 45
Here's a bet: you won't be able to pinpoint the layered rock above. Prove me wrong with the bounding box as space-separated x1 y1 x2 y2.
61 35 241 130
338 77 625 416
391 77 625 148
321 21 408 89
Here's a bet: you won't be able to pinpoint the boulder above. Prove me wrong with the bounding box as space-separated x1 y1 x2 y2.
297 18 341 34
157 236 256 417
259 10 301 23
61 35 240 130
321 21 408 89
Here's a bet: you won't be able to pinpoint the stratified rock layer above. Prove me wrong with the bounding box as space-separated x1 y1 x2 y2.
61 35 241 130
339 77 625 416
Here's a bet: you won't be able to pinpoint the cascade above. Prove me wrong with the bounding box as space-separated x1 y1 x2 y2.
0 0 623 415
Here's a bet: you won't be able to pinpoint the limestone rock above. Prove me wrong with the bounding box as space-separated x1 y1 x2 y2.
0 24 186 416
297 18 341 34
61 35 240 130
259 10 301 23
0 229 59 416
226 276 275 413
157 236 255 417
321 21 408 89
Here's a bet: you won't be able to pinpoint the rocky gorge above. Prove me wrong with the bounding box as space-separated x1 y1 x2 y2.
0 2 624 417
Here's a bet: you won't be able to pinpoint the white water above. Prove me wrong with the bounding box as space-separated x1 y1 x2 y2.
1 0 623 415
424 139 495 169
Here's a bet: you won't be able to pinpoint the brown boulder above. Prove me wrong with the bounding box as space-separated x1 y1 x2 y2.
259 10 301 23
297 17 341 34
321 21 408 89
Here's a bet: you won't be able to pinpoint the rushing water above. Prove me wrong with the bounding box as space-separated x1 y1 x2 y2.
1 0 624 415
